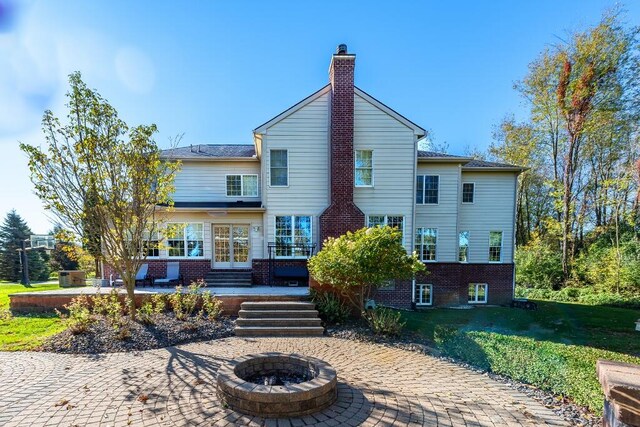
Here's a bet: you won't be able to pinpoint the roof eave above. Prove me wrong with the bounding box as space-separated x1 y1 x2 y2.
160 156 259 162
418 157 474 164
462 166 527 173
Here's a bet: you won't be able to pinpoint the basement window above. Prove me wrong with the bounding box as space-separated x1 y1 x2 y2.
468 283 487 304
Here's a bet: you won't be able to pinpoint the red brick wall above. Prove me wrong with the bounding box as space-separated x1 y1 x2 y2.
10 293 307 316
103 259 211 285
319 50 365 246
374 263 515 308
252 259 309 286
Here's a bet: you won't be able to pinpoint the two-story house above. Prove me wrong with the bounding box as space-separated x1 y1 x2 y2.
146 44 523 308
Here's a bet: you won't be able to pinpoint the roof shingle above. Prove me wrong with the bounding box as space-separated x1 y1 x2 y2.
161 144 256 159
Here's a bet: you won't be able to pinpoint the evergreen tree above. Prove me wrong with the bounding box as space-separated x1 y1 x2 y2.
0 210 50 282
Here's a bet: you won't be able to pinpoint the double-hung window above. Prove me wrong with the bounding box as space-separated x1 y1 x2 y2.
416 228 437 261
459 231 469 262
469 283 487 303
415 283 433 306
462 183 475 203
167 223 204 257
143 230 160 257
489 231 503 262
226 174 258 197
416 175 439 204
355 150 373 186
270 150 288 186
368 215 404 242
275 215 312 258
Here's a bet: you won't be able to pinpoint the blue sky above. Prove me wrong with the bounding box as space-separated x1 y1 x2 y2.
1 0 638 233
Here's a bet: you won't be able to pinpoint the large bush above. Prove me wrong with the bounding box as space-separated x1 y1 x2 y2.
308 226 424 313
515 236 563 290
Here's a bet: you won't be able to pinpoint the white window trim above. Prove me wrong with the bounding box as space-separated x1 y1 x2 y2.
355 149 374 188
462 182 475 204
269 149 289 188
416 174 440 205
415 283 433 306
367 215 405 246
273 215 313 259
488 230 503 263
166 222 205 259
416 227 437 262
225 174 259 197
469 283 488 304
458 230 470 263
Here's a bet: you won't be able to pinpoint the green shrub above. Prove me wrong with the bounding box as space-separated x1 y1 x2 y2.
363 307 405 336
516 286 640 309
169 284 199 321
433 329 640 414
200 291 223 320
310 288 351 325
515 237 563 290
62 294 94 334
138 294 166 325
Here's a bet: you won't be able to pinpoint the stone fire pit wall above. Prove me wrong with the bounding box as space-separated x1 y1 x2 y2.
216 353 338 418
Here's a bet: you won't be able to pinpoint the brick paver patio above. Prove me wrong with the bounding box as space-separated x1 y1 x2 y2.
0 337 568 426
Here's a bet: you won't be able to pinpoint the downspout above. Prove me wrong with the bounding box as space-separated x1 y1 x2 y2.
411 135 418 307
511 173 518 300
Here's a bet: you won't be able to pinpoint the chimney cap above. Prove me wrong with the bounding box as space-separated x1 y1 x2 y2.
336 44 348 55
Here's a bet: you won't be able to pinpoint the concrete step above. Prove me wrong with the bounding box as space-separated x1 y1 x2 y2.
234 326 324 337
236 317 322 327
238 309 319 319
241 301 315 311
206 279 252 284
205 283 253 288
206 273 252 278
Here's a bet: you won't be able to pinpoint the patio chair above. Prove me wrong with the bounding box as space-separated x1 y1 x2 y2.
110 263 151 287
153 262 183 286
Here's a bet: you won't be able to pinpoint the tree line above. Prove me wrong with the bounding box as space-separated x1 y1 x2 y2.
485 10 640 299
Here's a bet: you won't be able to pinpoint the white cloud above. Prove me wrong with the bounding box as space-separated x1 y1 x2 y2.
115 46 156 94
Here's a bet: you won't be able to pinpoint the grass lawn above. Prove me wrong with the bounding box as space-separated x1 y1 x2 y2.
400 301 640 414
0 281 68 351
401 301 640 356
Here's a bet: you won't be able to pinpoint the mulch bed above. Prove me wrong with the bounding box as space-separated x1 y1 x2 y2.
38 314 235 354
326 321 602 427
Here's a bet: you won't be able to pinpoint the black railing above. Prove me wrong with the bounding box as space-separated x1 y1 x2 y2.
267 243 317 286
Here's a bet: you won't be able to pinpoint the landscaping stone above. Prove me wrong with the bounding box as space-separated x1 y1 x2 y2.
38 314 235 353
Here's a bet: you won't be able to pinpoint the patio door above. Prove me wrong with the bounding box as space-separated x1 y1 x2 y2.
213 225 251 269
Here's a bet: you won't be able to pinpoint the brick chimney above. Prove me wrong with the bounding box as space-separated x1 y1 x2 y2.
319 44 365 246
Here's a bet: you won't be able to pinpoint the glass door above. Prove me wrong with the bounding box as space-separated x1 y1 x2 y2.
213 224 251 269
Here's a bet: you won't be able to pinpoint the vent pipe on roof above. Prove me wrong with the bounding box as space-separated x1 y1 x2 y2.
190 144 194 152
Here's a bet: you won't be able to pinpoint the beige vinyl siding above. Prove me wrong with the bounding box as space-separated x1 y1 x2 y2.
353 93 415 251
415 164 460 261
459 172 517 263
156 211 264 261
172 161 261 202
262 92 330 250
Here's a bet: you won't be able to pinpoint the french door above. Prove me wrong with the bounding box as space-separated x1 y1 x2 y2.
213 225 251 268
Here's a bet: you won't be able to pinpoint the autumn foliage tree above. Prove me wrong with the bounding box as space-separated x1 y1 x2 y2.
21 72 180 318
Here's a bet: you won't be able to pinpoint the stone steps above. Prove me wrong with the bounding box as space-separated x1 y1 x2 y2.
205 270 252 287
234 301 324 337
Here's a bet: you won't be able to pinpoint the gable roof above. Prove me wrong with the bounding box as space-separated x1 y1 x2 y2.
418 151 473 162
252 84 426 137
354 87 425 137
253 85 331 135
161 144 256 161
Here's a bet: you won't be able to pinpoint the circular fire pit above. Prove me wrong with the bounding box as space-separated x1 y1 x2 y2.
216 352 337 418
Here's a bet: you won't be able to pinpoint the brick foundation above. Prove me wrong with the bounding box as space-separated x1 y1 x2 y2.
374 263 515 309
103 259 211 285
252 259 310 286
